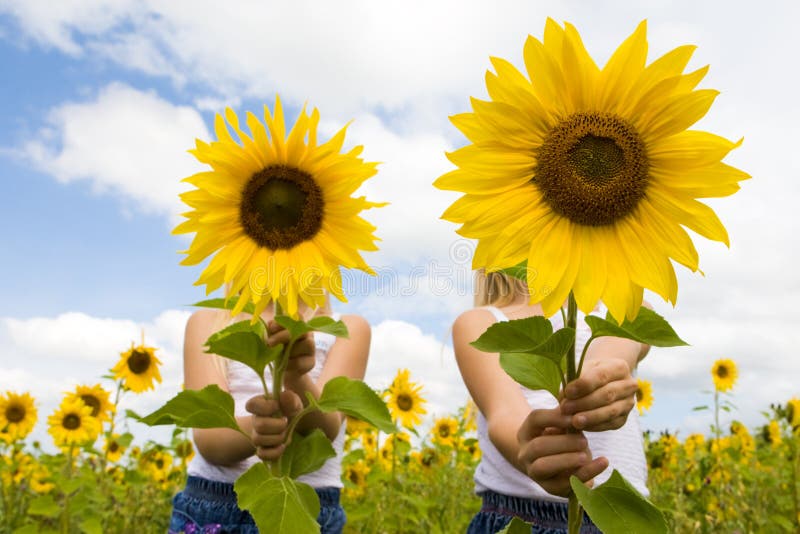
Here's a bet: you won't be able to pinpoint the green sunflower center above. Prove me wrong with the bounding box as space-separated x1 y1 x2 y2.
240 165 324 249
128 350 152 375
534 112 649 226
5 404 25 423
716 365 729 379
396 393 414 412
63 414 81 430
80 394 101 417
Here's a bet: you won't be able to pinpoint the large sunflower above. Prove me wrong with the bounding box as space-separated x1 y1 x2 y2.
48 399 101 447
112 343 163 393
385 369 427 429
67 384 115 423
711 358 737 392
0 391 37 442
435 19 748 320
174 96 384 318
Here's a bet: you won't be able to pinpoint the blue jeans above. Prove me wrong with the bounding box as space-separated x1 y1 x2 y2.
169 475 346 534
466 491 601 534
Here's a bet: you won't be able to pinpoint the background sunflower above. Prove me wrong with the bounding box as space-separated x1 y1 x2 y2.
0 391 37 442
385 369 427 429
711 358 738 392
431 417 459 448
67 384 115 423
636 378 654 414
112 343 163 393
174 96 384 318
435 19 748 321
48 398 101 447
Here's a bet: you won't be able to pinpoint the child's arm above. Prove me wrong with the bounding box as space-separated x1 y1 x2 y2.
184 310 260 466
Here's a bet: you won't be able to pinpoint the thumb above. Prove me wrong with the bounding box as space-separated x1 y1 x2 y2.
279 390 304 417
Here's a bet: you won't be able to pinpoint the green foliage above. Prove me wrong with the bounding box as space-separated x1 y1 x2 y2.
274 314 350 341
280 429 337 479
585 307 687 347
234 463 321 534
498 517 532 533
571 470 667 534
317 376 396 433
192 296 255 315
136 385 243 434
499 353 562 398
205 319 282 377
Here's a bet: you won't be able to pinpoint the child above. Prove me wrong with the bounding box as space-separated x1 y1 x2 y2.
168 298 371 534
452 271 649 533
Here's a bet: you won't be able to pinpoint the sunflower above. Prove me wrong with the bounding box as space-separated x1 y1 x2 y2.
786 398 800 428
412 447 441 470
344 459 370 488
461 399 478 433
141 449 173 481
635 378 653 414
104 434 126 463
762 420 782 447
174 96 384 318
113 343 163 393
385 369 427 429
711 358 737 392
683 433 705 456
432 417 459 447
435 19 748 321
0 391 37 442
67 384 115 423
29 466 55 494
48 399 101 447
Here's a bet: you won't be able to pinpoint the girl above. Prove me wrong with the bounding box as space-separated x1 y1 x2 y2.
453 271 649 534
168 298 371 534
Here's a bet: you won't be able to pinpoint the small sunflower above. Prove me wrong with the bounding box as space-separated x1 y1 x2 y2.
174 96 385 318
413 447 441 470
762 420 782 447
344 459 370 488
361 432 377 458
461 400 478 433
432 417 459 447
113 342 163 393
48 399 101 447
141 449 173 481
683 433 705 456
0 391 37 442
175 439 195 463
711 358 737 392
635 378 654 414
435 19 748 320
104 434 126 463
786 398 800 428
385 369 427 429
67 384 115 423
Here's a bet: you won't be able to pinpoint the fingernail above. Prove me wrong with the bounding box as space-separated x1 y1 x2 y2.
575 415 587 428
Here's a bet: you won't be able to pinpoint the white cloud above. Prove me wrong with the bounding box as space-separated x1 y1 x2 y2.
20 82 209 221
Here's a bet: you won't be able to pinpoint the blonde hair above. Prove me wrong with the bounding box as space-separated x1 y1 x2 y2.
473 269 528 307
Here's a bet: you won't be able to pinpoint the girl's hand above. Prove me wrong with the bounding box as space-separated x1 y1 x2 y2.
245 390 303 461
266 320 316 379
559 358 638 431
517 408 608 497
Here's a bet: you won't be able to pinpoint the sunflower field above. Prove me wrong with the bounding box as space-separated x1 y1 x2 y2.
1 348 799 533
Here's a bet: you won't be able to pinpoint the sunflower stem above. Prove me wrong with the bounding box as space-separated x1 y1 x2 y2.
565 291 583 534
61 443 75 534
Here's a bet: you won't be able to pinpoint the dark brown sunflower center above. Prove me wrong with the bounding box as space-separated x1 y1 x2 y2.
438 425 450 438
396 394 414 412
240 165 324 250
155 459 165 469
109 441 120 453
63 414 81 430
347 469 361 484
534 112 648 226
127 350 151 375
636 388 644 402
716 366 729 379
80 395 101 417
5 404 25 423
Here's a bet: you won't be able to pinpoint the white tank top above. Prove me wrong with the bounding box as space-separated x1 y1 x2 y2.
473 306 648 500
187 319 345 488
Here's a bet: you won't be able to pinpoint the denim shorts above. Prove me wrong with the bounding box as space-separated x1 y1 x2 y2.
466 491 601 534
168 475 346 534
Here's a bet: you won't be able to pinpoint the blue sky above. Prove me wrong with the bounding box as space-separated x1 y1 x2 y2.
1 1 798 449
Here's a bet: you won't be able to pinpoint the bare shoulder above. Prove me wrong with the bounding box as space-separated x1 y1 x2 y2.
184 309 226 348
452 308 496 346
339 314 370 339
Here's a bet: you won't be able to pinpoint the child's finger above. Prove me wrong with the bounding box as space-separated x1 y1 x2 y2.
252 430 288 448
279 390 304 417
569 398 635 430
251 415 287 436
573 456 609 484
255 443 286 461
563 359 631 400
245 396 280 417
518 434 588 466
517 408 573 443
526 451 592 482
561 377 637 415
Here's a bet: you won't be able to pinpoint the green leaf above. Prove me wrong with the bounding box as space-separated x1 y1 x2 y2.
584 307 687 347
499 353 562 398
137 385 242 433
79 515 103 534
280 429 336 479
317 376 395 433
117 432 134 447
234 463 320 534
471 316 553 353
570 469 668 534
205 319 282 377
498 517 532 533
274 314 349 341
12 526 40 534
193 296 255 315
499 261 532 282
28 495 60 518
